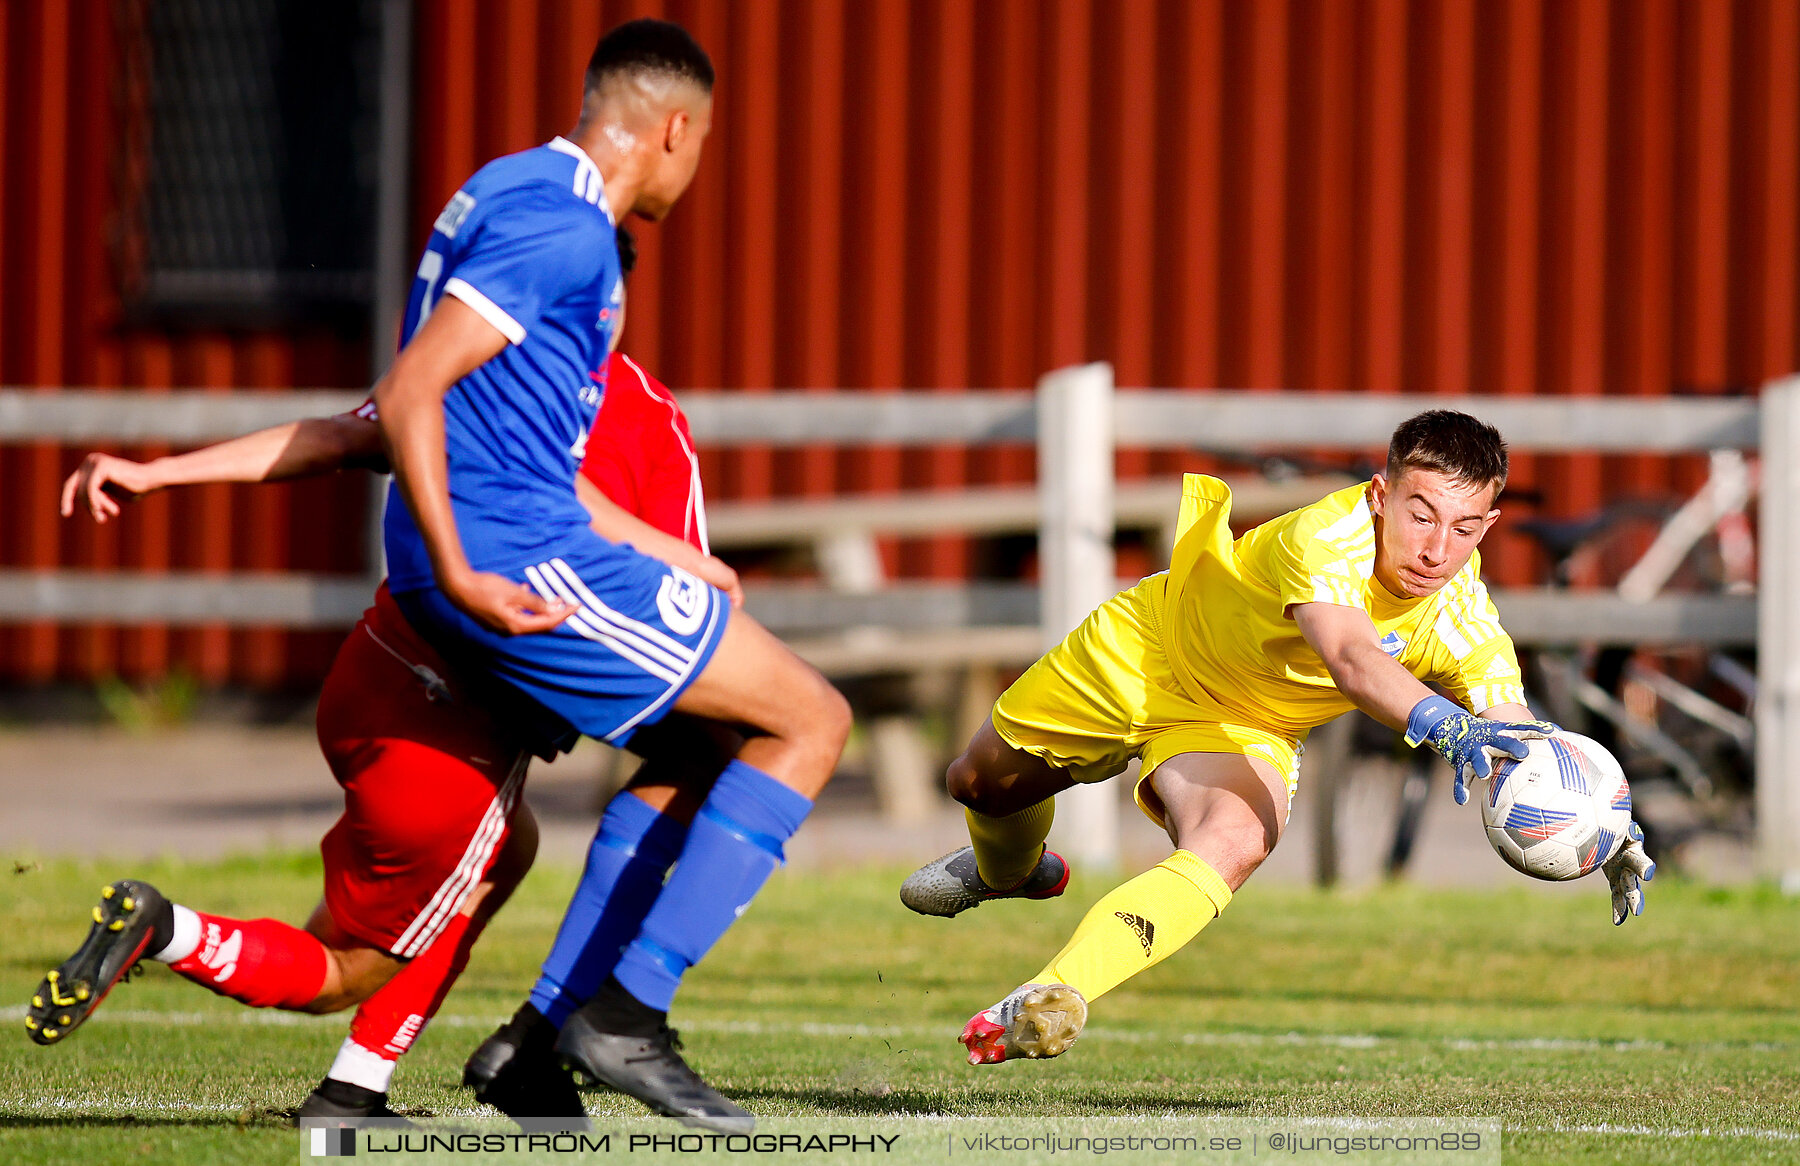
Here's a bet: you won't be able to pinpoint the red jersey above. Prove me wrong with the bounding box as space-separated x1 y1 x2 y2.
356 352 705 552
579 352 707 553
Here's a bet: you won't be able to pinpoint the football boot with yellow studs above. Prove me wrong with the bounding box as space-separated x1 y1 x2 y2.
25 879 171 1045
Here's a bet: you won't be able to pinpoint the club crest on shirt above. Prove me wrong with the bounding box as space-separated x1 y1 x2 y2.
1378 631 1407 658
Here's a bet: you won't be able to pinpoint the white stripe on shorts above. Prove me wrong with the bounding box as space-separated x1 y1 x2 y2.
391 752 527 958
603 585 723 743
530 562 693 674
523 565 688 682
547 558 703 664
521 555 722 744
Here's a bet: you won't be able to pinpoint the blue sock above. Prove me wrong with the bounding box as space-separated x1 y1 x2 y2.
528 791 688 1027
610 760 813 1011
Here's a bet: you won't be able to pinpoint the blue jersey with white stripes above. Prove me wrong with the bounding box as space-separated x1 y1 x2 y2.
384 137 625 593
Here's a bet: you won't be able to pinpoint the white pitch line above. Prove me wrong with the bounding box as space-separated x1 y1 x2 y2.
678 1017 1796 1057
4 1005 1792 1055
1513 1121 1800 1144
0 1096 245 1114
1245 1116 1799 1144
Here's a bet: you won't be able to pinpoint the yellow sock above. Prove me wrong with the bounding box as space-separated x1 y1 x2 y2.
965 799 1055 889
1031 850 1232 1003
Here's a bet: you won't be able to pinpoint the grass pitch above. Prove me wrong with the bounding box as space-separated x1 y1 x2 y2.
0 853 1795 1164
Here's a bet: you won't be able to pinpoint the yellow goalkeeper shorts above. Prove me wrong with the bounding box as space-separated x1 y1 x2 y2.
991 573 1302 828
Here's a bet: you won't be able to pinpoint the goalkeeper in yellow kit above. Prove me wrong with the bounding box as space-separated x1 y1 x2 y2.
900 410 1654 1065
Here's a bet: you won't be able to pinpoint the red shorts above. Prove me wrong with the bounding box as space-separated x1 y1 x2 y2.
316 585 527 957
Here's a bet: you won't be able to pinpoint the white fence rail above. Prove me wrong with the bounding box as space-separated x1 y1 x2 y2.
0 375 1793 883
5 385 1758 450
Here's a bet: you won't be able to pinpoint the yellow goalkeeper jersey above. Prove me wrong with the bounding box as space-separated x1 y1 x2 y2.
1161 474 1527 738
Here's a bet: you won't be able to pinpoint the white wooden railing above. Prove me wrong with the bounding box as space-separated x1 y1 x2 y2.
0 373 1791 884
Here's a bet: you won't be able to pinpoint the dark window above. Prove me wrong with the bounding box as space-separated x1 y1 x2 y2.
117 0 382 325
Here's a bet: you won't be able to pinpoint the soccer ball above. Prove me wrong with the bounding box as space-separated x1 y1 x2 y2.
1479 732 1633 881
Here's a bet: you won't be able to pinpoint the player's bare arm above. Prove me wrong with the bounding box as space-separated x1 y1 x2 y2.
60 414 384 524
1292 602 1436 730
573 475 742 608
374 295 572 636
1294 601 1554 804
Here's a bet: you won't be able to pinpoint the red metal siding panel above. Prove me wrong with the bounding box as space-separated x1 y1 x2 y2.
724 0 779 505
1360 0 1409 396
1303 0 1356 397
1492 0 1544 573
969 0 1039 493
1242 0 1289 390
1104 0 1157 491
1042 0 1091 373
1684 0 1735 391
1620 0 1677 498
1566 0 1611 515
65 0 121 680
416 0 482 239
18 0 71 682
782 0 842 533
1431 0 1476 398
908 0 974 578
1170 0 1224 391
1763 0 1800 381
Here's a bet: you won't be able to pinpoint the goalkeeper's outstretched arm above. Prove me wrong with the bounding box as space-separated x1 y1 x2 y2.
1293 601 1556 804
1292 601 1436 729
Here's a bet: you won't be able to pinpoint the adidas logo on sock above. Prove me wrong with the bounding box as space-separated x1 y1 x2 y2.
1114 911 1155 956
197 923 242 984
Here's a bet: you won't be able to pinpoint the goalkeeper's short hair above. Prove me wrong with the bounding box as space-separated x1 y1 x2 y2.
1386 410 1508 497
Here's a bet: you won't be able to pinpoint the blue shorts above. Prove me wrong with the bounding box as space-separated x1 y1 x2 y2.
394 534 730 756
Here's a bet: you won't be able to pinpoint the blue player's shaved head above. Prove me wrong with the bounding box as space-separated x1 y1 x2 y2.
585 19 714 97
572 19 715 225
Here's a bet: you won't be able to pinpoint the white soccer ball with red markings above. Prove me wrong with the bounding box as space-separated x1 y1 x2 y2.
1479 731 1633 881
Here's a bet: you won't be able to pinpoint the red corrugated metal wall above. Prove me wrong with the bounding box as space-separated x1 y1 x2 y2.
412 0 1800 585
0 0 373 688
5 0 1798 686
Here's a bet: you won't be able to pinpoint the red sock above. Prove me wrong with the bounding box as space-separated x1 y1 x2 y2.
347 913 477 1060
164 913 330 1010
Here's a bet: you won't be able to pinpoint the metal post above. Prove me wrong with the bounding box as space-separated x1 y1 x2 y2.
365 0 414 583
1757 375 1800 892
1038 362 1119 868
370 0 414 380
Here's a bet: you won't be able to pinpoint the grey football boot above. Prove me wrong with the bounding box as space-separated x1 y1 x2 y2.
899 846 1069 918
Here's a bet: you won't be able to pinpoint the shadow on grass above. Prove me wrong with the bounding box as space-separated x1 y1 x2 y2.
0 1114 263 1130
709 1086 938 1116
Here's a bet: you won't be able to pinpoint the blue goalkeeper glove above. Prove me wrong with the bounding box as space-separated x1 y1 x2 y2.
1602 821 1655 925
1405 694 1560 806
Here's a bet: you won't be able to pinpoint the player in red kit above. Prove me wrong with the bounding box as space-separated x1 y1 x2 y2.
584 352 708 556
38 234 735 1126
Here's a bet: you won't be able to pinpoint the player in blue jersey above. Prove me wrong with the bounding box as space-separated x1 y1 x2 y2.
374 21 849 1134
